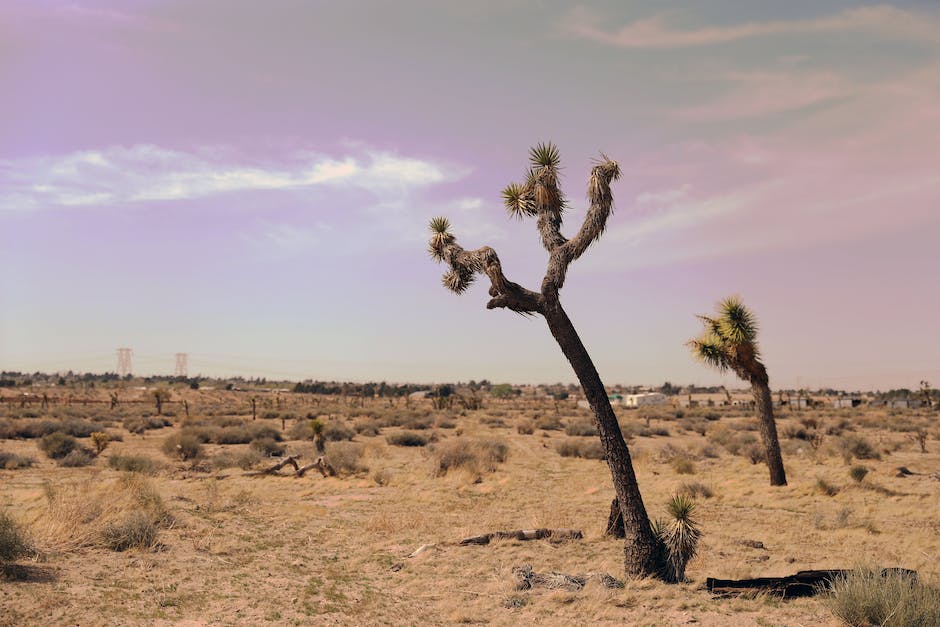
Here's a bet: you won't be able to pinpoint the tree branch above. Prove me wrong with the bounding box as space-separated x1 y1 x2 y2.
428 220 542 315
542 159 621 293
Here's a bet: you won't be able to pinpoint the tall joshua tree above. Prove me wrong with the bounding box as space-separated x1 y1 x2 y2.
688 296 787 486
427 143 662 577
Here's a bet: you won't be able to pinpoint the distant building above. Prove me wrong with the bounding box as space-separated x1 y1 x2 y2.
832 397 863 409
623 392 668 408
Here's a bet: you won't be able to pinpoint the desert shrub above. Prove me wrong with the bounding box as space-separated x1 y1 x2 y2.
386 431 429 447
432 438 508 476
161 432 203 461
324 442 367 475
434 417 456 429
565 420 597 437
323 421 355 442
708 426 758 456
535 415 563 431
250 437 286 457
35 475 167 552
783 425 810 440
38 431 78 459
0 451 34 470
58 448 95 467
480 415 506 427
516 419 535 435
108 455 160 474
677 481 714 499
744 443 765 465
822 568 940 627
372 468 391 486
816 477 840 496
123 415 172 434
400 415 433 430
102 509 159 552
671 457 696 475
698 445 721 459
181 425 215 443
249 425 282 442
211 450 261 471
849 465 869 483
261 411 279 420
215 426 252 444
838 434 881 462
353 418 381 436
555 439 605 460
212 416 245 428
0 511 32 562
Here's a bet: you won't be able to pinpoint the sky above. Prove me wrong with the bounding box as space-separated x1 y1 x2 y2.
1 1 938 390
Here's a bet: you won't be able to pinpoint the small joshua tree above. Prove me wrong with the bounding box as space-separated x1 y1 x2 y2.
90 431 110 456
689 296 787 486
652 494 701 583
427 142 663 578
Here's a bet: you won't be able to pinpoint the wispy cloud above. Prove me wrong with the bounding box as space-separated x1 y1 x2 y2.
0 145 455 211
675 71 853 121
566 5 940 49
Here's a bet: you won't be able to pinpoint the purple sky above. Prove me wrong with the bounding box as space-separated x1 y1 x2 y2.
1 1 938 390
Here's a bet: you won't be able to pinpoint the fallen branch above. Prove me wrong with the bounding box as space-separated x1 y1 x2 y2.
460 528 582 546
407 528 583 559
706 568 917 599
296 457 335 478
512 565 623 591
244 455 335 478
244 455 300 476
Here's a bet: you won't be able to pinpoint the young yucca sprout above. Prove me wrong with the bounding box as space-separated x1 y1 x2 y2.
653 494 701 583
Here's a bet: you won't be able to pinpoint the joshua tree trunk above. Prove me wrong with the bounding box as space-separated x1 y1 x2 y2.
751 379 787 486
427 147 665 578
543 300 660 576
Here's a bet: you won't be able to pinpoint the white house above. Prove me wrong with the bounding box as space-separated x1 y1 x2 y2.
623 392 668 408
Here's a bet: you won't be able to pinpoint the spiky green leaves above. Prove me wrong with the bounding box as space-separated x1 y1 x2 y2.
689 335 731 373
502 182 535 219
442 267 475 294
428 216 451 234
529 142 561 170
718 296 758 344
428 216 455 262
653 494 701 583
689 295 763 378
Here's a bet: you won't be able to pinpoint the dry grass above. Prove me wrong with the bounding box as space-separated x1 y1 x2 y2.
822 568 940 626
0 393 938 624
32 474 169 553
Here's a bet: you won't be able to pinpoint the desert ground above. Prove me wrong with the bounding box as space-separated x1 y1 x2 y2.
1 387 938 626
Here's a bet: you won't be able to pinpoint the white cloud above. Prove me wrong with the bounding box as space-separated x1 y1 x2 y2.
0 145 455 210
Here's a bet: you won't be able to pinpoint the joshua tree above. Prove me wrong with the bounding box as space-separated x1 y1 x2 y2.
151 388 170 416
427 143 663 577
688 296 787 486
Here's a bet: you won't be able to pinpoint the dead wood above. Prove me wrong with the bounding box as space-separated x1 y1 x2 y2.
459 528 582 546
296 457 335 478
706 568 917 599
512 565 623 591
245 454 336 478
605 497 624 538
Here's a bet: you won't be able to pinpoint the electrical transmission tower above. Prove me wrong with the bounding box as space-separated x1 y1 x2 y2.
174 353 189 378
116 348 133 377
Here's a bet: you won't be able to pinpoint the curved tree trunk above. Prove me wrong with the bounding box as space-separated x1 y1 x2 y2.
542 298 661 576
751 382 787 486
